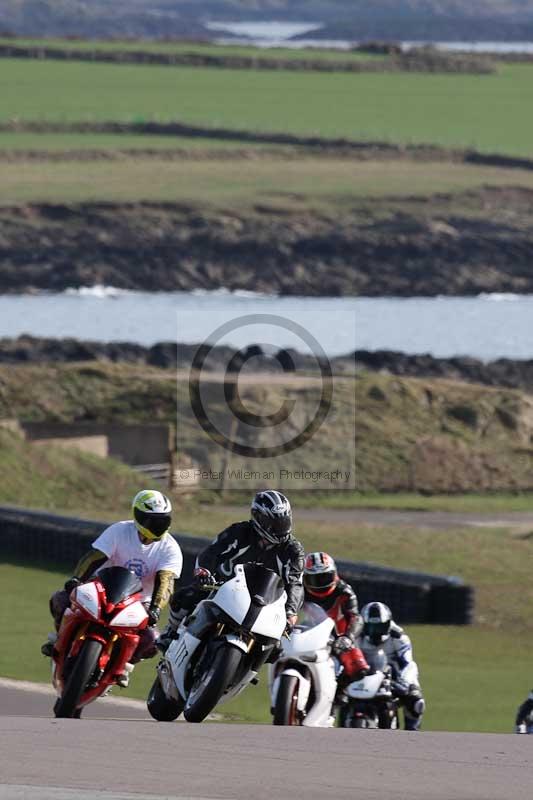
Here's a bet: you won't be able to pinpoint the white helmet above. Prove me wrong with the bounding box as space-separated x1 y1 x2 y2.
132 490 172 541
361 602 392 645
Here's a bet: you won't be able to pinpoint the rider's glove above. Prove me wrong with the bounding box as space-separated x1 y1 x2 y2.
193 567 214 587
64 577 81 594
333 635 353 656
146 604 161 627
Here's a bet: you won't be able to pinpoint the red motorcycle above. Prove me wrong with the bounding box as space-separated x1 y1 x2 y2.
52 566 148 718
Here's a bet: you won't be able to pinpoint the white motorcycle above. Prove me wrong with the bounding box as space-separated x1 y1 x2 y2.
338 649 400 729
147 562 287 723
270 602 337 727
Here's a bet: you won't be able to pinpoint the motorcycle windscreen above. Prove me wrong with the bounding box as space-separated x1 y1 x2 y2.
242 563 284 605
97 566 142 605
297 601 329 629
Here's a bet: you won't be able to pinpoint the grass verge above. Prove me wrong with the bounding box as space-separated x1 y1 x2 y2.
3 157 533 206
1 59 533 156
198 488 533 513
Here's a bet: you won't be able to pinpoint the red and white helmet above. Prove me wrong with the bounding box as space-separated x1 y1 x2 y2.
303 552 338 598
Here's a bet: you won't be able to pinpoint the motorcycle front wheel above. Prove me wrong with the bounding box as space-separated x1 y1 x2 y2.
273 674 300 726
54 638 102 718
147 675 184 722
183 643 242 723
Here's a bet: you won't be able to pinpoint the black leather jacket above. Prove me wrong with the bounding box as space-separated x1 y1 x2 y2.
196 520 305 617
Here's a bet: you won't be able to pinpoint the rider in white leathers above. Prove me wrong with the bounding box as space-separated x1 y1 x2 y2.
358 602 425 731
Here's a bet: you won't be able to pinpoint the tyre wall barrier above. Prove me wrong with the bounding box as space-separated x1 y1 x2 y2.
0 507 474 625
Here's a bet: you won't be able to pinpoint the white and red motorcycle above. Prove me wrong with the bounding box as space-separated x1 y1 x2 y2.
270 602 337 727
52 566 149 718
147 562 287 723
338 649 400 729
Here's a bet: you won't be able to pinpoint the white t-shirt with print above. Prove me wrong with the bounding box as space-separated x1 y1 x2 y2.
92 520 183 603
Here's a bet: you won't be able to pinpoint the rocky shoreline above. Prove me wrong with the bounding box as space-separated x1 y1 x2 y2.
0 335 356 374
1 188 533 296
5 336 533 392
355 350 533 392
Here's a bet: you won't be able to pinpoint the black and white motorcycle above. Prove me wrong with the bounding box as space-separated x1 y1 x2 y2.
338 649 400 729
270 602 337 727
147 562 287 723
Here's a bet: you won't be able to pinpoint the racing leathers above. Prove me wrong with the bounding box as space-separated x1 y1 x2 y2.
167 520 305 632
359 621 425 731
304 579 369 681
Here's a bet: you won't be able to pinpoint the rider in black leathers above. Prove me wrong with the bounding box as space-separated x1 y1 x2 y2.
160 491 305 646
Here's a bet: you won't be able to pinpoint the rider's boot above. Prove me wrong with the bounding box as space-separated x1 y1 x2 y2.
515 693 533 733
404 714 422 731
157 607 187 652
41 632 58 657
116 662 135 688
404 695 425 731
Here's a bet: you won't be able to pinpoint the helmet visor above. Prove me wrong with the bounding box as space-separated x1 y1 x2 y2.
269 515 292 537
304 571 335 591
365 621 390 641
134 508 171 538
255 512 292 542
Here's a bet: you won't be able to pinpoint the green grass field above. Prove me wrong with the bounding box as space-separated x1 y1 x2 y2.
2 157 533 206
1 59 533 156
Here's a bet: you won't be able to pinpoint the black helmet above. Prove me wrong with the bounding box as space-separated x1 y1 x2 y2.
251 490 292 545
361 602 392 645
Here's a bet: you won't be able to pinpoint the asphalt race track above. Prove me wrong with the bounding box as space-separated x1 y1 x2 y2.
0 678 149 721
1 684 532 800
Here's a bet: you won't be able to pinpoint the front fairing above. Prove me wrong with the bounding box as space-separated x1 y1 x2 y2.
346 670 386 699
281 617 334 659
250 592 288 639
212 564 251 624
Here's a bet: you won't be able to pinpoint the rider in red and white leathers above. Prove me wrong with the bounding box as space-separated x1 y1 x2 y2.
303 552 369 682
359 601 426 731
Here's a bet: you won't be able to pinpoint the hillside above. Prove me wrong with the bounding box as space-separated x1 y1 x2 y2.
3 1 533 40
0 425 144 512
4 360 533 493
356 372 533 493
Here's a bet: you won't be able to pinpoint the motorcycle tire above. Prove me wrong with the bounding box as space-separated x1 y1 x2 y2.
341 705 377 729
183 643 242 723
147 675 184 722
273 674 300 726
54 639 102 719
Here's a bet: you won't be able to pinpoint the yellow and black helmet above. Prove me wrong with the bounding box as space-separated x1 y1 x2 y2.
132 490 172 541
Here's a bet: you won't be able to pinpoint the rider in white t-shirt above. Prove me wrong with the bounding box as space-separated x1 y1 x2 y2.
42 490 183 687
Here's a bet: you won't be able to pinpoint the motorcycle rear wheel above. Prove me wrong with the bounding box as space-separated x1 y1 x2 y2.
54 639 102 719
147 676 184 722
273 674 300 726
183 643 242 723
